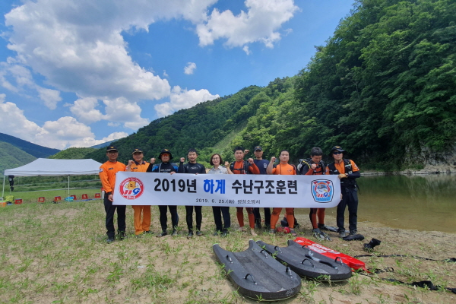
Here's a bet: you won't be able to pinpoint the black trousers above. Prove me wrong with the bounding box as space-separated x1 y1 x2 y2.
185 205 202 232
212 206 231 232
104 194 126 238
158 205 179 232
253 208 271 228
337 187 359 232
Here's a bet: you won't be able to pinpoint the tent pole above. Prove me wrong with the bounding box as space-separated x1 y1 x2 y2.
1 175 5 200
67 176 70 197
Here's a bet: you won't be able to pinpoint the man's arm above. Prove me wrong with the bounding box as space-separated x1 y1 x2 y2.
266 157 275 175
99 165 112 193
178 158 186 173
247 158 260 174
347 161 360 179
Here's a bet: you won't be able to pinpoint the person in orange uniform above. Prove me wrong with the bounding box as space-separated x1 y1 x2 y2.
99 145 126 244
297 147 330 240
267 150 298 236
229 146 260 236
326 146 361 238
126 148 150 236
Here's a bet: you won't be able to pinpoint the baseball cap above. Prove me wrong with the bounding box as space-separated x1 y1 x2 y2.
106 145 118 152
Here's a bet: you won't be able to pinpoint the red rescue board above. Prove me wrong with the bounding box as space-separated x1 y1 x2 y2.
294 237 367 271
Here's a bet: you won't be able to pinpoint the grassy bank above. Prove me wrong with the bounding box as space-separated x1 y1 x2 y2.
0 202 455 303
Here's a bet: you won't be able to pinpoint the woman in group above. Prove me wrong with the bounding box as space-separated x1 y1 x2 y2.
208 153 233 236
267 150 298 236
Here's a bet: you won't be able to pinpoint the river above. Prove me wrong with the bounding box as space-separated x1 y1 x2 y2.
318 174 456 233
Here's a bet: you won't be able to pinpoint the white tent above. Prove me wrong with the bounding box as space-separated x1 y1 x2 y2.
2 158 102 198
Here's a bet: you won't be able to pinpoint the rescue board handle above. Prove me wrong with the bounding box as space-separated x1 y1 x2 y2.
245 273 258 285
260 249 269 258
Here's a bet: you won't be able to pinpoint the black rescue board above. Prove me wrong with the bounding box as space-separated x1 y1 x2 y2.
213 240 301 301
257 240 352 281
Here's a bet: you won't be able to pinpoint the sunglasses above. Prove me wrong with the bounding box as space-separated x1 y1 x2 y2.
333 151 342 155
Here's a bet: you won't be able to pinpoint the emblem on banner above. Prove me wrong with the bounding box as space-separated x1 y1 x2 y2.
311 179 334 203
119 177 144 200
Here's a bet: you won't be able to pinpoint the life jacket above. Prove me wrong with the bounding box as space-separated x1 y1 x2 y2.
298 158 326 175
327 159 357 188
230 160 252 174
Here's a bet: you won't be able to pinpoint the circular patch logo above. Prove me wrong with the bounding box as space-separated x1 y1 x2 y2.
311 179 334 203
119 177 144 200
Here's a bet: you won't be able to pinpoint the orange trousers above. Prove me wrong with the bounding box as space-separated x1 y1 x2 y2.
270 208 294 229
236 207 255 229
132 205 151 235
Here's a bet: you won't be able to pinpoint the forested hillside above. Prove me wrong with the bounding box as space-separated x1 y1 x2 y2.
86 86 263 164
0 133 59 158
0 142 36 176
87 0 456 170
49 147 97 159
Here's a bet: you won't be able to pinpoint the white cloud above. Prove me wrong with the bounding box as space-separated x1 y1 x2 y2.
155 86 219 117
163 70 169 77
196 0 298 48
184 62 197 75
243 46 251 55
70 97 105 124
1 61 62 109
0 94 127 149
0 93 43 142
36 87 62 110
103 97 149 130
3 0 219 102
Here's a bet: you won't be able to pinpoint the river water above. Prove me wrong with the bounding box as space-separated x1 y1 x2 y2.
319 174 456 233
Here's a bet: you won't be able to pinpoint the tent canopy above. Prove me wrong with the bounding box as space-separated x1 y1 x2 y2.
4 158 102 176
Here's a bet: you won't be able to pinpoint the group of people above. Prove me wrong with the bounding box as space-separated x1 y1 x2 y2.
98 144 360 244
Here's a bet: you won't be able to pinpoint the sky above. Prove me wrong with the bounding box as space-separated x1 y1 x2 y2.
0 0 354 150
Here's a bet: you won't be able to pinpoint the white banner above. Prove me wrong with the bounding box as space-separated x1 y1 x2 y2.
113 172 341 208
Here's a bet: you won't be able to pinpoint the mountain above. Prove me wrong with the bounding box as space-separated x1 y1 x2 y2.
0 142 36 176
87 0 456 170
91 141 115 149
0 133 60 158
86 85 264 165
49 147 97 159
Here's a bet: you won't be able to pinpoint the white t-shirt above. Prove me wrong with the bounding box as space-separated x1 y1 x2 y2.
208 166 228 174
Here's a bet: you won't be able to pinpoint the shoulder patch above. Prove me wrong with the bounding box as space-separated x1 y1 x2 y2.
99 168 103 172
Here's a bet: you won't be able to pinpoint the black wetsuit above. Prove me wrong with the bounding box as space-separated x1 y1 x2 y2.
147 162 179 232
178 162 206 233
327 159 361 233
298 159 326 229
253 159 271 229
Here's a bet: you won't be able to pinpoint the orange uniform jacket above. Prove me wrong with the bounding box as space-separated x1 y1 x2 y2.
272 163 296 175
325 160 359 175
129 161 149 173
99 161 126 194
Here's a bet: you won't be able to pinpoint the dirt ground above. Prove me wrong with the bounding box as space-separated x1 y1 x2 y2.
0 201 455 303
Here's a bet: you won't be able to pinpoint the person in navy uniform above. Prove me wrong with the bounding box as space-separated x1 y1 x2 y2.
326 146 361 238
251 146 271 229
147 149 179 237
178 148 206 238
